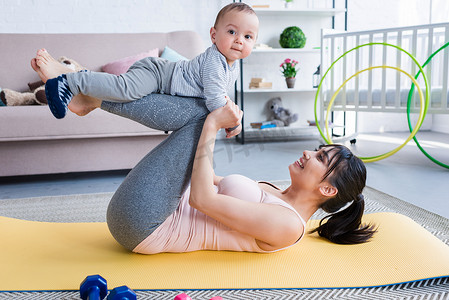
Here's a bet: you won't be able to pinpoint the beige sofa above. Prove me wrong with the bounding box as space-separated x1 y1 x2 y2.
0 31 204 176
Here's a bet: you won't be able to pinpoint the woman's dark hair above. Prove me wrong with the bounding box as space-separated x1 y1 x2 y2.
309 144 376 244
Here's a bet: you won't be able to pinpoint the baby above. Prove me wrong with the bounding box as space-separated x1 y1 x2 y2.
32 3 259 137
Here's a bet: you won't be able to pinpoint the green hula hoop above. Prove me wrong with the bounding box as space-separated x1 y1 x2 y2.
314 42 430 161
325 65 425 163
407 41 449 169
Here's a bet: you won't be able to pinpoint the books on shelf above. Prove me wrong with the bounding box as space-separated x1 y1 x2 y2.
253 43 273 50
249 78 273 89
307 120 333 126
252 4 270 8
250 121 277 129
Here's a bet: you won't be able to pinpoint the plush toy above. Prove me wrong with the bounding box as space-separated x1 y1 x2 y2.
0 85 44 106
0 56 86 106
266 97 298 127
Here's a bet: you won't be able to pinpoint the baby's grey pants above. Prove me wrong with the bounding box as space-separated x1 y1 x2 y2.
66 58 175 102
102 93 208 251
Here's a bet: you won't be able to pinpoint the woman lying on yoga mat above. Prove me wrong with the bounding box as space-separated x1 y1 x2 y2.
32 53 375 254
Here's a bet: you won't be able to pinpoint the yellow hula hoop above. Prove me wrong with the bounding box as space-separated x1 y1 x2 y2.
325 65 425 163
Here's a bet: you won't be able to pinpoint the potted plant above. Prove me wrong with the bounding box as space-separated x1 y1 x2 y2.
279 26 307 49
284 0 293 8
280 58 299 88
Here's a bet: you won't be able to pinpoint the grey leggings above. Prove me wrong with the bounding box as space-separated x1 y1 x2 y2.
102 93 209 251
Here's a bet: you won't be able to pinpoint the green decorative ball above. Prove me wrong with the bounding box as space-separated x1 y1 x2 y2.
279 26 307 48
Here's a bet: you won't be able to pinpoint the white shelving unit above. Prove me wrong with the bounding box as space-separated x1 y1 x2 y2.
253 7 346 17
235 4 346 143
244 88 317 93
251 48 320 54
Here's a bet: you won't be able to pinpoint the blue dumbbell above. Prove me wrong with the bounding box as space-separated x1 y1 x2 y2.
80 274 108 300
107 285 137 300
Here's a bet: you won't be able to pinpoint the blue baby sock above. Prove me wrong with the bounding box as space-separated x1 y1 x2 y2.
45 74 73 119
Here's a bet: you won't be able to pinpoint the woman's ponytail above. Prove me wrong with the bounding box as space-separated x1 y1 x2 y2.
310 194 376 244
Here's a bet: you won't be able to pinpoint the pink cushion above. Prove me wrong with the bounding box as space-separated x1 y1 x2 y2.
101 48 159 75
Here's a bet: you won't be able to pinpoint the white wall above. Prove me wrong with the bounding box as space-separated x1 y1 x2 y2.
348 0 448 31
348 0 429 31
0 0 229 47
3 0 447 37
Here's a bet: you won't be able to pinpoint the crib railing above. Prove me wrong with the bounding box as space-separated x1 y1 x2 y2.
320 22 449 116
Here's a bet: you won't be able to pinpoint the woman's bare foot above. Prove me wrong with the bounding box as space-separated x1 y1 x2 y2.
68 94 102 116
30 49 79 118
31 49 75 83
30 58 47 83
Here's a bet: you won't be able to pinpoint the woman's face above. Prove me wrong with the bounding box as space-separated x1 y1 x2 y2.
288 147 336 190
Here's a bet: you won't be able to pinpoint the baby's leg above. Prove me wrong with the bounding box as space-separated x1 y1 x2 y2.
105 94 209 250
35 50 169 118
64 64 161 117
66 57 172 102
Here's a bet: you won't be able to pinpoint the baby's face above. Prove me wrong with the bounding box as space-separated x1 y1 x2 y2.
211 10 259 66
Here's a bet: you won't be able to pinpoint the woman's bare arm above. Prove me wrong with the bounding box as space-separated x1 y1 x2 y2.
189 100 302 250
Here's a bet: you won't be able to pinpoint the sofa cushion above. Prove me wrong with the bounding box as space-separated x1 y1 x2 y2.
101 48 159 75
161 46 188 62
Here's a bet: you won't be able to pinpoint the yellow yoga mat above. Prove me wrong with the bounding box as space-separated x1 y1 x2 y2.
1 212 448 291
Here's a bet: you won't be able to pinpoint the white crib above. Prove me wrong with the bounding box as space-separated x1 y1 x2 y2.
318 22 449 141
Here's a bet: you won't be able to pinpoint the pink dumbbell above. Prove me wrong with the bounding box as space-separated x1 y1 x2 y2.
174 293 192 300
174 293 223 300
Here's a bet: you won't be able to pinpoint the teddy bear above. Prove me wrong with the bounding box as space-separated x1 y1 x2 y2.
0 56 86 106
266 97 298 127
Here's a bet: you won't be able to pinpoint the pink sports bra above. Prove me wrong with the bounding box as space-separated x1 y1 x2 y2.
133 174 306 254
